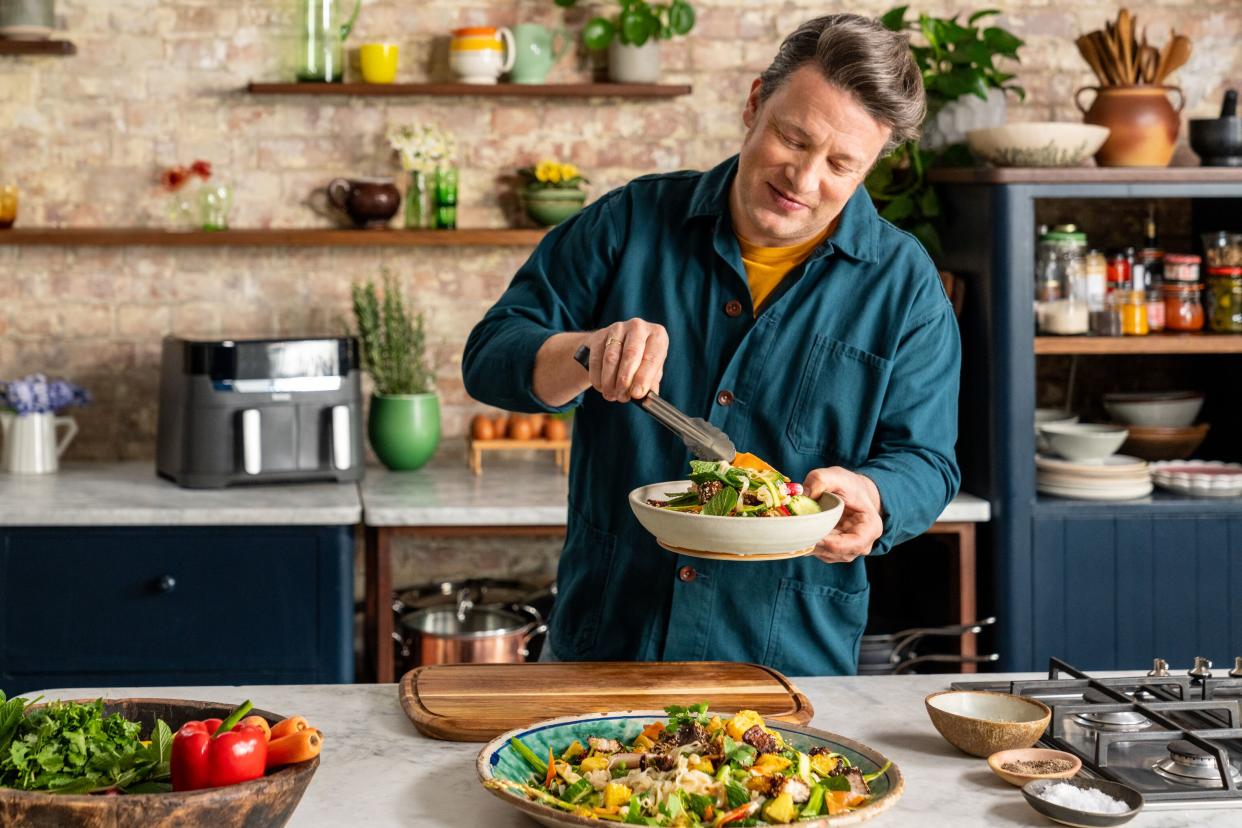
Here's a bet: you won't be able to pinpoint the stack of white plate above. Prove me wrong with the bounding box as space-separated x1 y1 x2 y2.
1151 461 1242 497
1036 454 1152 500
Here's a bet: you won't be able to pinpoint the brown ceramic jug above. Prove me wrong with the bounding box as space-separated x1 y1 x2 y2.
326 177 400 227
1075 85 1184 167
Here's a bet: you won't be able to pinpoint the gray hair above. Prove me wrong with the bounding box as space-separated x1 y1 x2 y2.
758 14 925 155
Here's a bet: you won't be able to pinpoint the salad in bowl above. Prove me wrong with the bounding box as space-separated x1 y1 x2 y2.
479 703 901 826
628 458 844 558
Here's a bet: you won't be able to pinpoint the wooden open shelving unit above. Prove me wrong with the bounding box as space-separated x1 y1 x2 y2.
1034 334 1242 355
0 227 547 247
246 81 691 98
0 40 75 56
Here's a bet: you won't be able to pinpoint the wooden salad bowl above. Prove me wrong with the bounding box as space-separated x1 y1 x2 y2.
0 698 319 828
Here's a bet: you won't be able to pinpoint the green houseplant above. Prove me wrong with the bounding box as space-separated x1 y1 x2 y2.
866 6 1024 257
554 0 695 83
353 272 440 471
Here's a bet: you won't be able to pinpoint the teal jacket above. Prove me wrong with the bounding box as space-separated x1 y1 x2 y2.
463 156 960 675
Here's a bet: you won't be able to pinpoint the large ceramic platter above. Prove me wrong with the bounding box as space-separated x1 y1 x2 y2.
1037 480 1153 500
629 481 843 557
1035 454 1147 476
477 710 903 828
1151 460 1242 497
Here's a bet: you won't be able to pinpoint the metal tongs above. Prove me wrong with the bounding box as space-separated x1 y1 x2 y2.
573 344 735 462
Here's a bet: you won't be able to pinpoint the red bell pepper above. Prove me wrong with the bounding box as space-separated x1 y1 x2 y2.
171 700 269 791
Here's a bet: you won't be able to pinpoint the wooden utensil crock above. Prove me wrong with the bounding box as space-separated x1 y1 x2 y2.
1075 84 1184 166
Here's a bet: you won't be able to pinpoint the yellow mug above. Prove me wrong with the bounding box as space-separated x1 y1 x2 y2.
359 43 399 84
0 185 17 229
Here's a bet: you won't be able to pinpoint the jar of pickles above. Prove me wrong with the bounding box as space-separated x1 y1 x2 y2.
1163 282 1205 331
1207 267 1242 333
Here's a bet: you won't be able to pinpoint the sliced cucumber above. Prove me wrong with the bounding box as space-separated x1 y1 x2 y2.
787 495 822 516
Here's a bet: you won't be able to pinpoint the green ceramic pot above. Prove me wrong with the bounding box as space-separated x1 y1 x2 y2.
367 392 440 471
523 188 586 226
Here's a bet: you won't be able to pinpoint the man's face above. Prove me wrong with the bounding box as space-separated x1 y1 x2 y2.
731 65 892 247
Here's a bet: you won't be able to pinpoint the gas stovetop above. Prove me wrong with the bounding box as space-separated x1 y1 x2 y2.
952 657 1242 810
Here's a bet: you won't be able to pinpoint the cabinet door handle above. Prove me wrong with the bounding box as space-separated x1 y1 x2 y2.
156 575 177 593
241 409 261 475
331 405 352 470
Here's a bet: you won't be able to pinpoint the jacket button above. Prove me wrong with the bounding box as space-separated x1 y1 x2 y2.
724 299 743 317
678 566 697 582
716 390 734 406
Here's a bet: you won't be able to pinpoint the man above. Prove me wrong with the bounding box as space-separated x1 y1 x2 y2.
462 14 960 675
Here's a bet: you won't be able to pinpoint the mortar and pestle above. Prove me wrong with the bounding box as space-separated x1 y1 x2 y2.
1190 89 1242 166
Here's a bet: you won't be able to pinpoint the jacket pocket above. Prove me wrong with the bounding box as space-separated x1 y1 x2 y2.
785 335 892 464
762 578 871 676
549 508 617 659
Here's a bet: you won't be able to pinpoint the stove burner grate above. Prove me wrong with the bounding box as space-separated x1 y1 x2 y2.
1153 739 1242 788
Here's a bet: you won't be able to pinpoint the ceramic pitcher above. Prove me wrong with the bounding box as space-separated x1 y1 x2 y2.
0 411 78 474
1075 85 1184 167
508 23 569 84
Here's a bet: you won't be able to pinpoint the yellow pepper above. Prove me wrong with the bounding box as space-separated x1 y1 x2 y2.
603 782 633 809
579 755 610 773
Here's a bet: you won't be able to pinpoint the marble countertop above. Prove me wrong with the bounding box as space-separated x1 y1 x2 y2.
0 462 361 526
30 673 1206 827
362 444 992 527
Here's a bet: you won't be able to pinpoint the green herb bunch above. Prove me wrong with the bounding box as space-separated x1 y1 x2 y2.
866 6 1024 258
554 0 695 50
352 271 435 397
0 693 173 793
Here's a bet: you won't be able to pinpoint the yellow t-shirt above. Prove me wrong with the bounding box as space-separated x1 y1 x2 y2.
737 226 832 312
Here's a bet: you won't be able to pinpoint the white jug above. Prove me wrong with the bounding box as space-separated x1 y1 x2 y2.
0 410 78 474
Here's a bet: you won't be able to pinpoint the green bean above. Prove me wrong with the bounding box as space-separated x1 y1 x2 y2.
509 736 549 776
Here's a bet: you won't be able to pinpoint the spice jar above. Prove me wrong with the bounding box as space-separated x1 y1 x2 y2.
1036 227 1086 303
1207 267 1242 333
1165 253 1201 283
1163 283 1205 331
1084 249 1107 308
1146 289 1165 332
1106 250 1131 296
1118 290 1149 335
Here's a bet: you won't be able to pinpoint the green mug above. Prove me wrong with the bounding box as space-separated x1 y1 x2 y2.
508 23 570 84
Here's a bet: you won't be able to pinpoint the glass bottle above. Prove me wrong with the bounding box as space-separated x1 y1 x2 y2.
404 170 430 229
434 167 458 230
296 0 362 83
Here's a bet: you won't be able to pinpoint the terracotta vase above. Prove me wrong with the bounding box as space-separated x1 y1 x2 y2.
1075 85 1184 167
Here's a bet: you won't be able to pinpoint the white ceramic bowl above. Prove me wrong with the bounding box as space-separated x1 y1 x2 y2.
1038 423 1128 462
1102 391 1204 428
1034 408 1078 451
967 122 1110 167
628 481 843 556
924 691 1051 758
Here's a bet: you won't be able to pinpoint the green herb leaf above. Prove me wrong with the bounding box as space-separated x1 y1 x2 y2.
701 486 738 516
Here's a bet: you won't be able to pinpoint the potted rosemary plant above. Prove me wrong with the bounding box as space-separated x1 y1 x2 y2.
352 272 440 471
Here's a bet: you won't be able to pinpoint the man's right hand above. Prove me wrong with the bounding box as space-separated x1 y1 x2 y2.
585 318 668 403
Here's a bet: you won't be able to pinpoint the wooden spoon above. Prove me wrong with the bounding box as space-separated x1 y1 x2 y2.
1158 34 1192 84
1116 9 1134 86
1094 30 1126 86
1076 35 1110 87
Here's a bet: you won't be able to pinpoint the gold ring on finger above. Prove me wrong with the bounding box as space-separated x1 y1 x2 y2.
605 336 622 348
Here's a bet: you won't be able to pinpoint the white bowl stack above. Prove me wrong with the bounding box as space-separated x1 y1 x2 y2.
1036 454 1152 500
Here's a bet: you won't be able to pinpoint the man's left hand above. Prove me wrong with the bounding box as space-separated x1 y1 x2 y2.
802 467 883 564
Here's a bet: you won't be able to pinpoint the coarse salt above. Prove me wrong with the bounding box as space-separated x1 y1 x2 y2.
1038 782 1129 814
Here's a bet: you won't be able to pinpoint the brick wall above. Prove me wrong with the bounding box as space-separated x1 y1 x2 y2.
2 0 1239 459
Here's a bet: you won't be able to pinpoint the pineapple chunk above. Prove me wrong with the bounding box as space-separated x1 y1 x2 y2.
809 752 839 777
603 782 633 809
579 755 610 773
707 715 724 736
763 792 797 824
725 710 766 741
561 740 585 762
689 757 714 774
632 734 655 751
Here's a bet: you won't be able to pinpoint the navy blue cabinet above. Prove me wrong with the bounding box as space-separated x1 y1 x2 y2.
933 168 1242 671
0 525 353 694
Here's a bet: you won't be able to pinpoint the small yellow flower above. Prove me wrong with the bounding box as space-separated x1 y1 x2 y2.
559 163 579 181
534 159 558 183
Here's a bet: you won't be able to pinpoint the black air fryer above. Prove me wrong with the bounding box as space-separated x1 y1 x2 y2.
156 336 364 488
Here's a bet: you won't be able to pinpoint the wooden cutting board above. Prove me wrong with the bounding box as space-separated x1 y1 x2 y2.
399 661 814 741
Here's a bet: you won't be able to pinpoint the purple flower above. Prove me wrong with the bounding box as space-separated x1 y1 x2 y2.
1 374 91 415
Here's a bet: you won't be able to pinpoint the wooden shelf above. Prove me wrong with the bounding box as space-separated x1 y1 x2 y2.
0 227 547 247
0 39 75 56
246 81 691 98
929 166 1242 185
1035 334 1242 355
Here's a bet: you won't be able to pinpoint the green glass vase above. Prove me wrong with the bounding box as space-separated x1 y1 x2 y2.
367 392 441 471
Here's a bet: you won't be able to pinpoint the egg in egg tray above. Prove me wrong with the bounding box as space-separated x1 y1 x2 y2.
467 412 571 475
